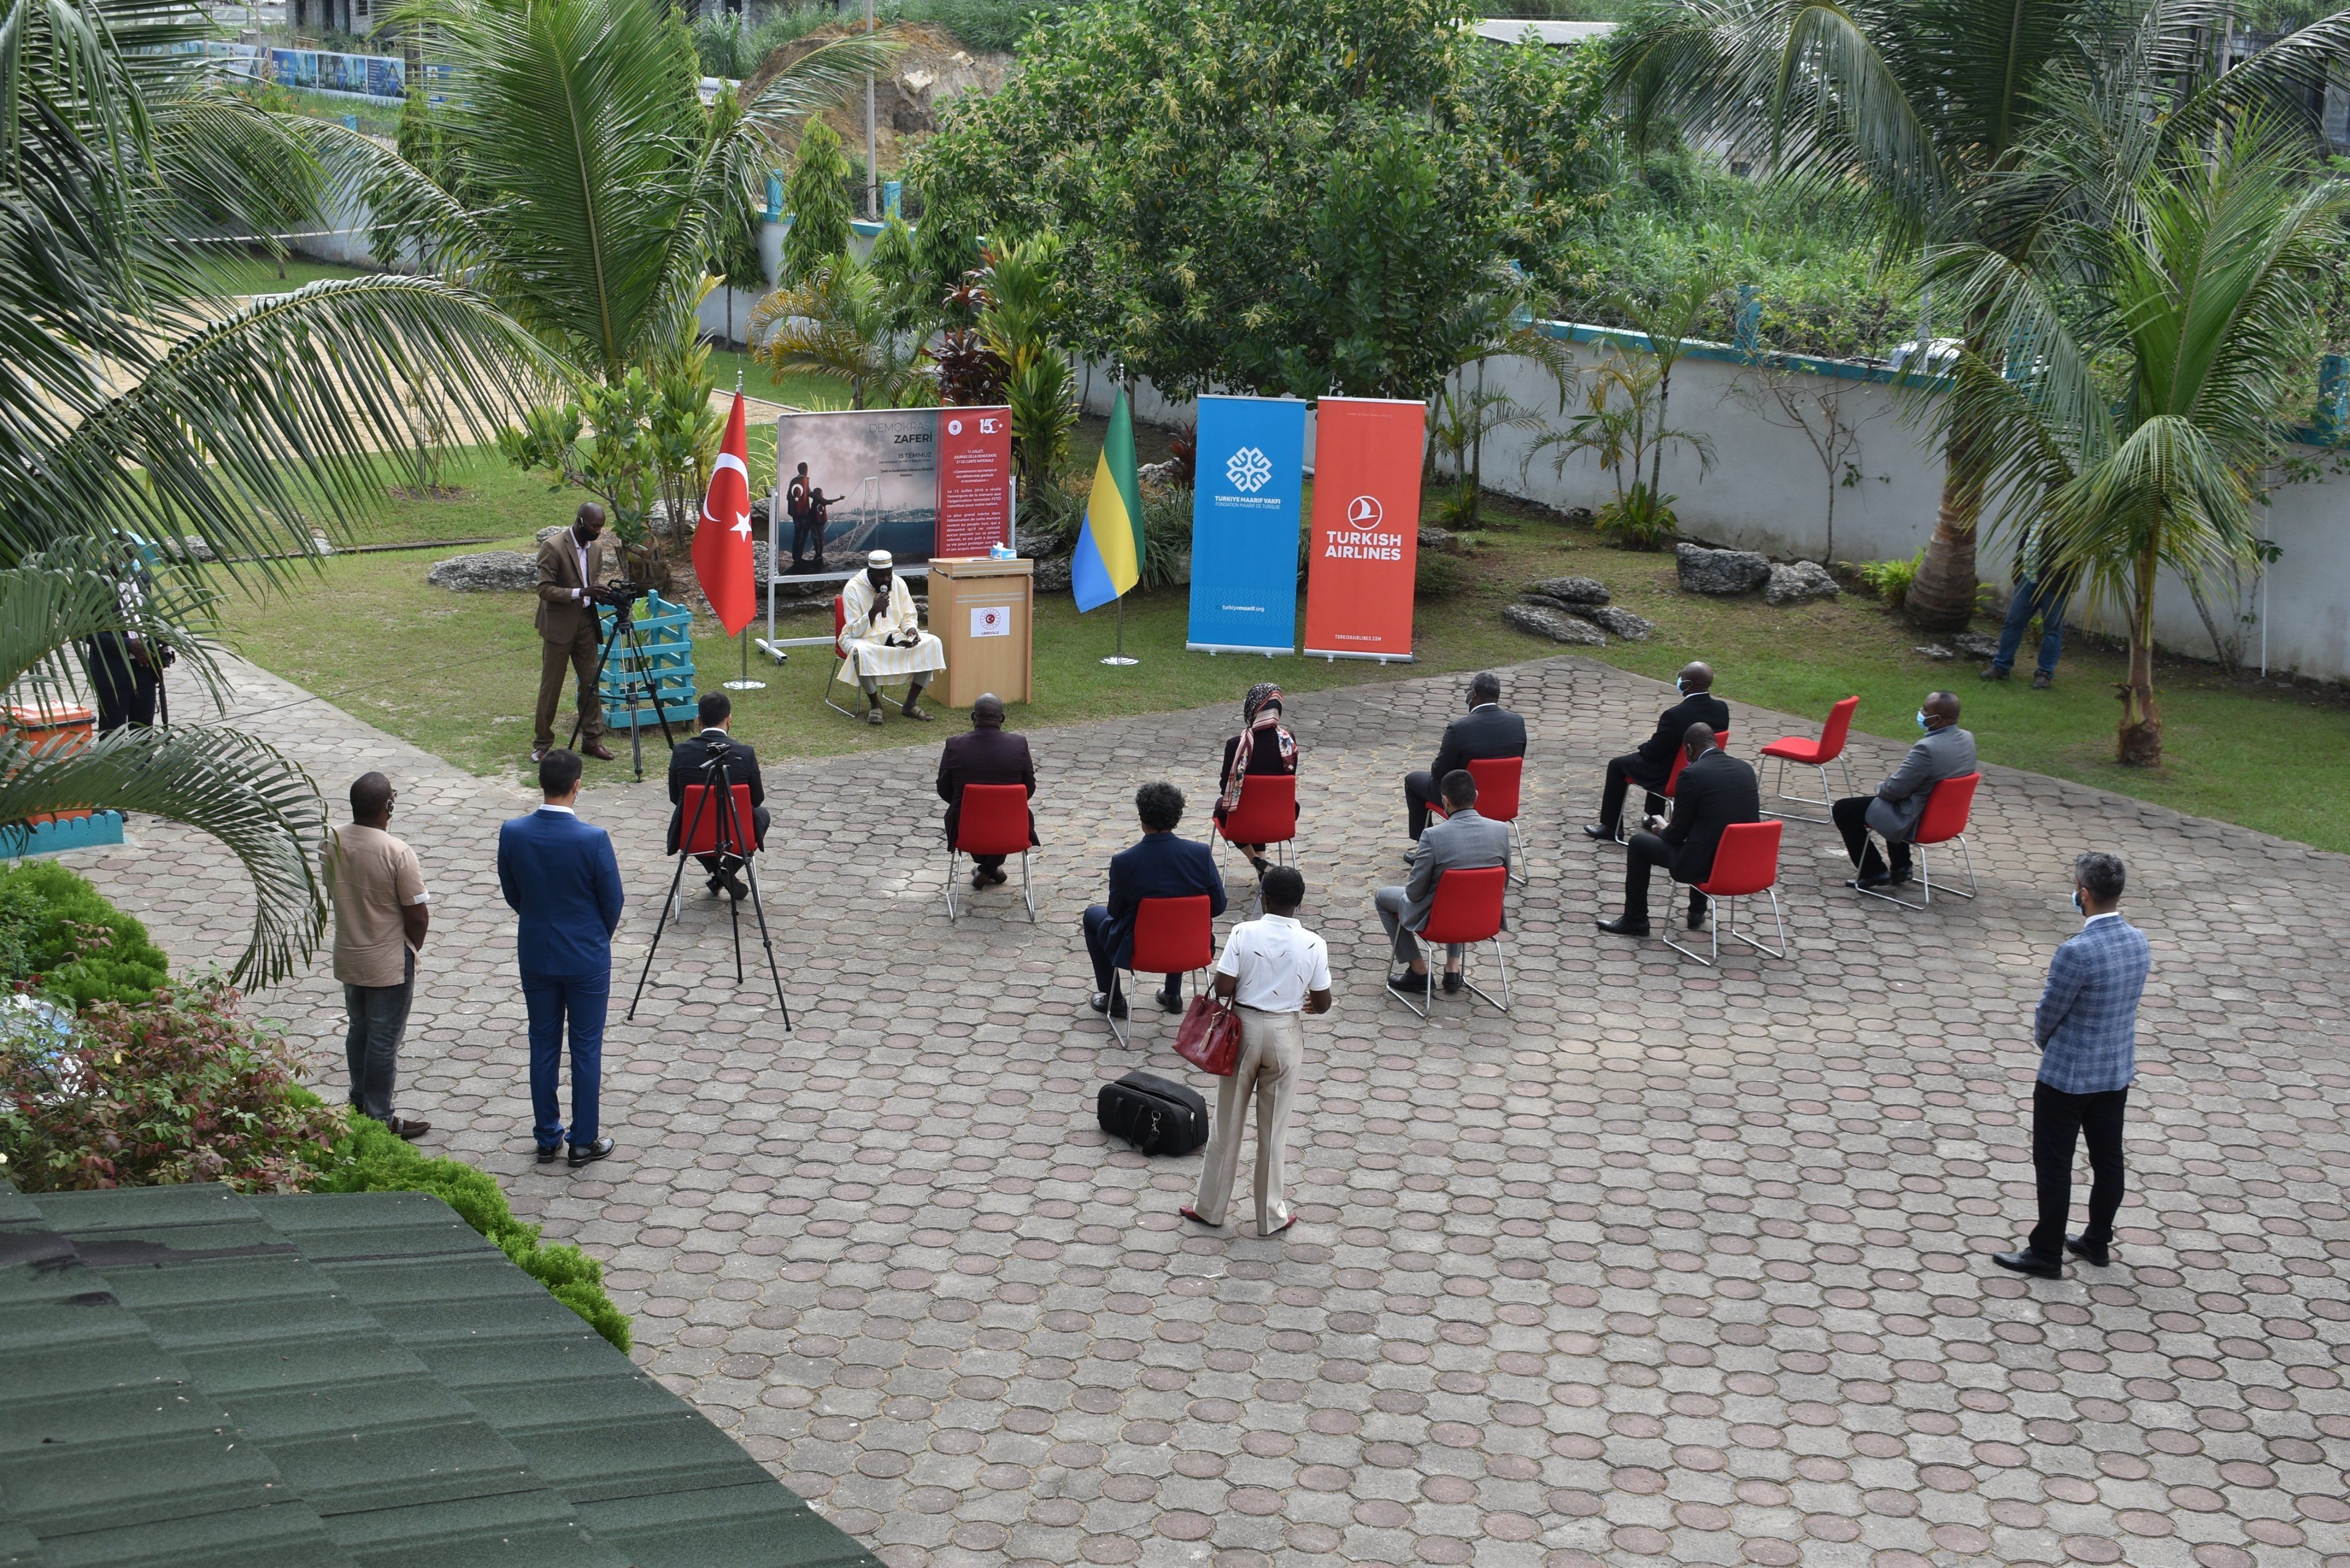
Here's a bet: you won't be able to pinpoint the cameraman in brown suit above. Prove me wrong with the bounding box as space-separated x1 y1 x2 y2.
533 502 619 764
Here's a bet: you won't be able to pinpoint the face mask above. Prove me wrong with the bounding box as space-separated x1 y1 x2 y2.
1675 678 1688 694
2072 890 2084 915
1916 710 1929 732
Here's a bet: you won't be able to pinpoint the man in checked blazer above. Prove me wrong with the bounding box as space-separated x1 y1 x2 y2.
1995 852 2151 1278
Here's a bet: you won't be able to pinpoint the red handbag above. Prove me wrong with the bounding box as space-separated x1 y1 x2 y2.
1174 993 1242 1076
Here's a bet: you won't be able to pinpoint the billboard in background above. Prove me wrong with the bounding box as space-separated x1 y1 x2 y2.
772 407 1011 582
1187 395 1306 655
1302 398 1425 662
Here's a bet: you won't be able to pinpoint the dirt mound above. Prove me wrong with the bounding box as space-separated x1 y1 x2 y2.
743 22 1010 170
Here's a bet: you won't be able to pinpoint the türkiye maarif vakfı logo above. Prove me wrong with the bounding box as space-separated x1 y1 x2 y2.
1225 446 1273 493
1347 495 1384 531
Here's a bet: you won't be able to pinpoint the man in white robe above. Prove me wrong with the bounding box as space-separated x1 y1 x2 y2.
839 550 945 724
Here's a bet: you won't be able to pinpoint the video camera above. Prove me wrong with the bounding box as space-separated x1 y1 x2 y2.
589 578 653 610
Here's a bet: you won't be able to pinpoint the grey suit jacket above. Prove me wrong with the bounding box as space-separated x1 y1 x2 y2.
1402 807 1512 930
1866 724 1978 841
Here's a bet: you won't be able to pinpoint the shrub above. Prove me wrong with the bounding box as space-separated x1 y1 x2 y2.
0 983 342 1193
317 1115 633 1352
1857 550 1924 609
0 860 170 1009
1416 552 1469 599
1594 483 1680 550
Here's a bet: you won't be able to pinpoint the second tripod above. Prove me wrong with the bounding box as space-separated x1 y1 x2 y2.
627 741 789 1027
571 586 681 780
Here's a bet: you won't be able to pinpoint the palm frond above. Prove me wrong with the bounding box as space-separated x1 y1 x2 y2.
0 545 225 709
0 726 326 986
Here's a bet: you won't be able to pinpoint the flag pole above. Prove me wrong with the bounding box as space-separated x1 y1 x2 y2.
724 370 767 691
1101 594 1137 666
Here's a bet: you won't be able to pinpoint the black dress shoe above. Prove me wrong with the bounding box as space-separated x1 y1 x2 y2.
983 866 1007 886
1594 915 1651 937
1154 986 1185 1014
1852 869 1893 890
2065 1234 2111 1267
567 1136 616 1168
1090 991 1129 1020
1389 968 1431 990
971 865 991 890
1991 1248 2061 1278
1686 902 1709 931
706 870 726 895
722 871 749 901
536 1144 561 1164
1888 866 1915 886
1581 823 1614 841
1441 970 1464 994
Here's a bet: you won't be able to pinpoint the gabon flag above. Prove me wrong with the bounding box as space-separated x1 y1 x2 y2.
694 392 756 634
1071 387 1143 612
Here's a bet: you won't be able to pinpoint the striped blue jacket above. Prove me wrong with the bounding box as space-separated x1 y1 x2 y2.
2034 913 2150 1094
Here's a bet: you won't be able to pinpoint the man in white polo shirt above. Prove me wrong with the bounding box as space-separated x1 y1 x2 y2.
1182 866 1332 1238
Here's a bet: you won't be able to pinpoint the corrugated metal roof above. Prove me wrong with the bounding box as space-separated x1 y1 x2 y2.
0 1182 878 1568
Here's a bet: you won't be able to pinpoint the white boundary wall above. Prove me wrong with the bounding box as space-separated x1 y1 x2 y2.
1081 327 2350 682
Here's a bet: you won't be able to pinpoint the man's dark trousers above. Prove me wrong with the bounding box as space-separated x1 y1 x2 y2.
523 969 607 1151
1403 772 1441 840
1081 905 1177 999
1597 757 1667 836
1832 795 1911 878
1622 831 1706 928
2028 1082 2127 1260
343 948 414 1125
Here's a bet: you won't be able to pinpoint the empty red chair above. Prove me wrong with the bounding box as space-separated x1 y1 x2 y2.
1387 865 1511 1018
1760 697 1859 823
1664 819 1788 966
1855 772 1982 909
944 782 1036 923
1215 771 1298 871
1429 756 1528 884
1111 894 1217 1046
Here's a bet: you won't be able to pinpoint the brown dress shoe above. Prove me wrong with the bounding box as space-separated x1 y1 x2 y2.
386 1115 431 1141
583 740 617 761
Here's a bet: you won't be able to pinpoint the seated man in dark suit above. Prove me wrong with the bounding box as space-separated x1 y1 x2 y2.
1404 670 1528 842
1597 724 1759 937
666 690 767 900
1833 688 1978 890
1583 661 1730 841
937 692 1037 890
1082 781 1227 1020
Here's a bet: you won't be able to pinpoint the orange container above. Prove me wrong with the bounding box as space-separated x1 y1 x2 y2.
6 703 97 825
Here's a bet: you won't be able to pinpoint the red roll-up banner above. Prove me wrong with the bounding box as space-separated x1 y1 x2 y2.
1303 397 1425 662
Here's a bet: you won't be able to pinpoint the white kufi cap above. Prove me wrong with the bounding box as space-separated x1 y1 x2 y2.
867 550 893 568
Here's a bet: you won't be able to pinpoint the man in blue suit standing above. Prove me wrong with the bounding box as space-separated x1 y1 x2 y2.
1995 852 2151 1278
1082 781 1226 1020
497 749 625 1168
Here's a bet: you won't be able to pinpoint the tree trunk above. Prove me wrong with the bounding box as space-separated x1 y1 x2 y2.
1907 413 1987 631
2117 548 2162 766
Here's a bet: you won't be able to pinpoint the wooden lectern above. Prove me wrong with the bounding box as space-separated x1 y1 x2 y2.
928 557 1034 707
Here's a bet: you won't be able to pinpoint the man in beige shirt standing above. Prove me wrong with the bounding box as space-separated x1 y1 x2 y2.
327 772 431 1139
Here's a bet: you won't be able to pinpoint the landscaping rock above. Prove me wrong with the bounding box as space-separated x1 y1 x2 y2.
1764 560 1841 606
1951 631 2002 660
1523 575 1611 607
1014 527 1060 559
535 524 569 546
1583 605 1655 641
1419 526 1460 555
1504 601 1607 647
428 551 540 592
159 535 216 563
1676 543 1771 596
1914 644 1956 660
1033 555 1072 593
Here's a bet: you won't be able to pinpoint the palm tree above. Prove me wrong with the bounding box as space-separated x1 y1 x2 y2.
1931 100 2347 764
750 257 938 411
3 0 551 981
1608 0 2350 631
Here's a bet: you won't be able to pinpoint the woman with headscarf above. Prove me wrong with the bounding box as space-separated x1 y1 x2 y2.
1215 682 1299 874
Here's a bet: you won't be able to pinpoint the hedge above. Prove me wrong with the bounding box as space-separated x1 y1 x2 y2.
0 859 170 1009
314 1112 632 1352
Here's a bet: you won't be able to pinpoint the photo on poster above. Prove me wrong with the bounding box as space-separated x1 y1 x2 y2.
775 409 941 579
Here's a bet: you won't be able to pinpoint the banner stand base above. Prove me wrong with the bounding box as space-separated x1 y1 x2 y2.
1305 649 1417 664
1188 643 1290 657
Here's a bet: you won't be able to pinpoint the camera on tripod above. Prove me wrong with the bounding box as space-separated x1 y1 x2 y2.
589 578 652 611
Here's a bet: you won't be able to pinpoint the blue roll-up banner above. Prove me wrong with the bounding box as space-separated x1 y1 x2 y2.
1187 395 1308 655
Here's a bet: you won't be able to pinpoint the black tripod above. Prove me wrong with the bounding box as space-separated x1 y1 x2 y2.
570 589 679 781
627 740 789 1026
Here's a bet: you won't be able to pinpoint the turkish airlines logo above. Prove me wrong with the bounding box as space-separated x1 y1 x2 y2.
1347 495 1384 531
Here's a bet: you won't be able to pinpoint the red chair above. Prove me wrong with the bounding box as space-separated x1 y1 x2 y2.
1429 756 1527 884
1855 772 1981 909
1664 820 1788 966
667 781 760 920
944 783 1035 923
1387 865 1510 1018
1110 894 1217 1047
821 594 925 719
1760 697 1859 823
1215 771 1298 871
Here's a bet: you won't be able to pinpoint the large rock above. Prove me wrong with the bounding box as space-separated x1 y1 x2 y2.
428 551 539 592
1676 543 1772 596
1952 631 2002 661
1418 526 1461 555
1504 602 1606 647
1033 555 1072 593
1584 605 1654 641
1523 575 1610 608
1764 560 1841 606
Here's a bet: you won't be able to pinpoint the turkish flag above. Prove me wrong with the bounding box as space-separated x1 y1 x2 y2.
694 392 756 635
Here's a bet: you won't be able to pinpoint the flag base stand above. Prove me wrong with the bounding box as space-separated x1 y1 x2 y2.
1100 656 1139 667
722 628 766 690
1099 597 1138 666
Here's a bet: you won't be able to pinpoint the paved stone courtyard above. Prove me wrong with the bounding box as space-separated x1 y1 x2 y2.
76 653 2350 1568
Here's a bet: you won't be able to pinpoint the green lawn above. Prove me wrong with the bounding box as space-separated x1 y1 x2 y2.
198 254 370 296
208 471 2350 853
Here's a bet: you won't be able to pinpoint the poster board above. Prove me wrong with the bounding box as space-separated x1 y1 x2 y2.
1301 398 1425 663
771 407 1011 584
1187 395 1306 655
